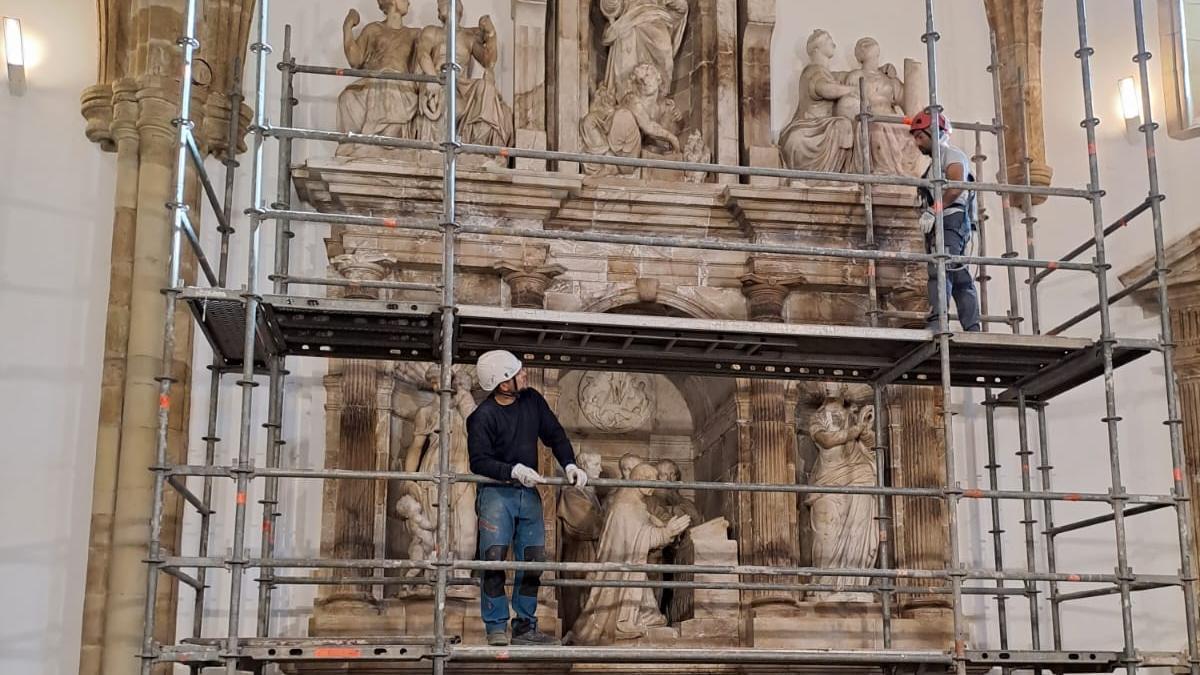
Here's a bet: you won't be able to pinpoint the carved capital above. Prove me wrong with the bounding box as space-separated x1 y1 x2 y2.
984 0 1054 202
494 262 566 309
332 253 394 299
740 273 805 322
83 0 254 155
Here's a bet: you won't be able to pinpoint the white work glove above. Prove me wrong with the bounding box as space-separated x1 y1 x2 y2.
510 463 544 488
919 208 937 235
564 463 588 489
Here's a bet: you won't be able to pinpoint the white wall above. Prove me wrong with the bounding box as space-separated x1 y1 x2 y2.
0 1 113 674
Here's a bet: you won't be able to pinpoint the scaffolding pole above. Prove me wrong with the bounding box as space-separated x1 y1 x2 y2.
1132 1 1200 671
1074 2 1139 673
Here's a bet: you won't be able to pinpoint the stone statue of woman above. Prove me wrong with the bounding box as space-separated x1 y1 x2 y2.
804 383 879 602
842 37 924 177
778 29 857 177
597 0 689 99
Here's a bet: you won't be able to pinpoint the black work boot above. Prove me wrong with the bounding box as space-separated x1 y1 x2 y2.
511 621 560 646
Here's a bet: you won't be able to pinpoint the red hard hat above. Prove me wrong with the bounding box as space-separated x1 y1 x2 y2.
908 110 951 134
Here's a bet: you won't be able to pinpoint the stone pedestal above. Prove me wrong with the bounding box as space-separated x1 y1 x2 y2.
750 602 952 649
668 517 740 644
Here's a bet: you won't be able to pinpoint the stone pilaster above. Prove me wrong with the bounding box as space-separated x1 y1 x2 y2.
735 277 803 607
548 0 588 174
495 262 566 309
1171 305 1200 609
512 0 548 170
321 259 390 606
738 0 775 172
887 386 950 611
984 0 1053 202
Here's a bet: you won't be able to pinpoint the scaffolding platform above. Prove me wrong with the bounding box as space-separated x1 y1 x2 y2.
156 639 1180 674
182 287 1154 401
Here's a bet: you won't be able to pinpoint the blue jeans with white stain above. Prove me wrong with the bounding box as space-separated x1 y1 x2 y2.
926 211 981 332
476 485 546 635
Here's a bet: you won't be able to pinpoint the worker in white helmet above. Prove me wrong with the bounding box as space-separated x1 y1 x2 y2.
466 349 588 646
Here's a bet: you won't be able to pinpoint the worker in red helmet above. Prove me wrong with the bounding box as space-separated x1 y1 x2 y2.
910 110 981 332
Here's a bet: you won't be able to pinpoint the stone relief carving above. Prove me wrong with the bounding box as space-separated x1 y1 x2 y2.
780 30 925 181
578 371 654 432
568 462 691 645
803 382 879 602
396 364 478 590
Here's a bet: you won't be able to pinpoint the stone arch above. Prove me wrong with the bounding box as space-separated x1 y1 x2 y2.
581 286 731 321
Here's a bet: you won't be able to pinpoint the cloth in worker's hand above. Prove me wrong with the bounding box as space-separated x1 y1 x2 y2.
510 463 544 488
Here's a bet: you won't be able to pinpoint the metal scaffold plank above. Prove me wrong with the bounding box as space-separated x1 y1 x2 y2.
181 289 1154 399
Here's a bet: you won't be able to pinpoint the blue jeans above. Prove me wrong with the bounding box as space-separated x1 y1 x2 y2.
477 486 546 634
926 211 981 332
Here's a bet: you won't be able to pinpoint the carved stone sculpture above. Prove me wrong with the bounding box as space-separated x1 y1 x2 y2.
558 452 606 631
336 0 422 157
843 38 924 177
395 495 435 580
778 30 856 177
413 0 513 148
646 459 702 526
399 365 477 582
579 371 654 432
580 64 687 177
804 383 879 602
568 462 691 645
596 0 689 100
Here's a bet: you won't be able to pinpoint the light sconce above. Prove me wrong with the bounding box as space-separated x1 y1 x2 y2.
3 16 25 96
1118 76 1142 141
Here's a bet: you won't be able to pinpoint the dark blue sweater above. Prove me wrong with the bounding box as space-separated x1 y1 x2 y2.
466 388 576 482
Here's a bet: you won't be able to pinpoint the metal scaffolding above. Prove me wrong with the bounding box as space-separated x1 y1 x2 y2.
140 0 1200 673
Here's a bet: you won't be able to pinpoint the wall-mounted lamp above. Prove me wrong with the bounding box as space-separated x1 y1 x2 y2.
1118 76 1142 140
3 17 25 96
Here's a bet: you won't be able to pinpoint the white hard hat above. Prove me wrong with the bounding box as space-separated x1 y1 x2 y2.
476 350 523 392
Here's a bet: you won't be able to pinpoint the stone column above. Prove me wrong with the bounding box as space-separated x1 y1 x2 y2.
79 2 253 670
512 0 548 170
984 0 1053 202
738 0 778 178
737 275 804 607
494 261 566 309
